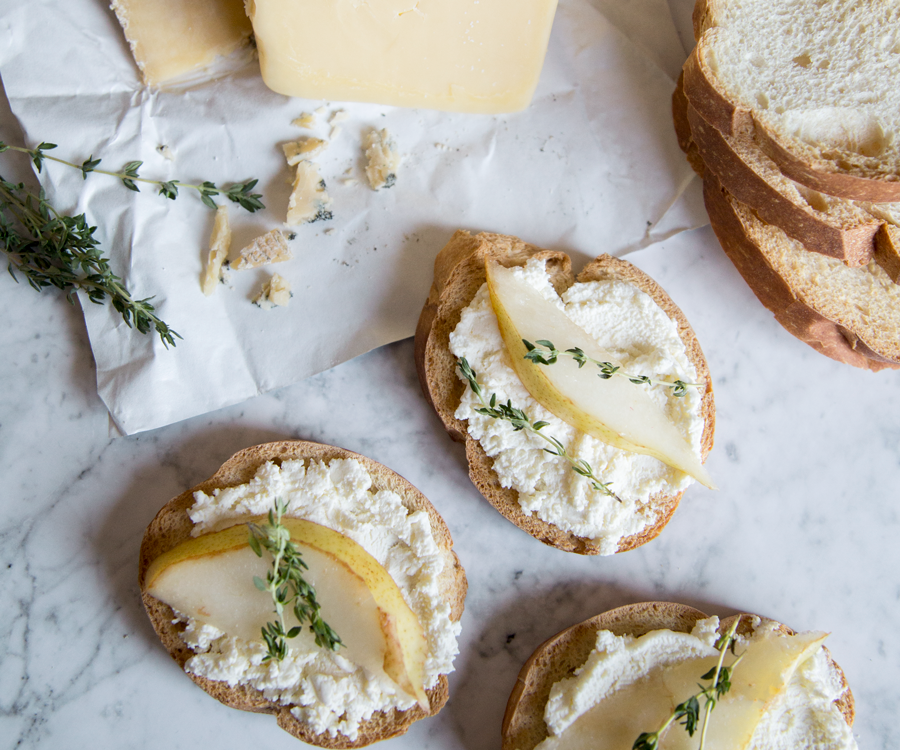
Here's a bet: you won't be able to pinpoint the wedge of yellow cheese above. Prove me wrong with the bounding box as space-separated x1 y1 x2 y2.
111 0 253 86
246 0 560 113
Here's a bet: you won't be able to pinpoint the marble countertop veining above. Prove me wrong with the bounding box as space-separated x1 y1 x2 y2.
3 21 900 750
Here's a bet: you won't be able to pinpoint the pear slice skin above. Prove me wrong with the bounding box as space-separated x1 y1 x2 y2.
143 516 430 710
484 260 715 489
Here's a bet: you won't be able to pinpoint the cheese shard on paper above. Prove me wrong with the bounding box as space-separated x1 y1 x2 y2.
111 0 253 86
231 230 292 270
246 0 560 113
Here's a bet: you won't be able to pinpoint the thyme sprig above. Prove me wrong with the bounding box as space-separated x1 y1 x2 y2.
1 141 264 212
247 499 343 662
0 175 180 347
633 616 744 750
457 357 620 501
523 339 700 398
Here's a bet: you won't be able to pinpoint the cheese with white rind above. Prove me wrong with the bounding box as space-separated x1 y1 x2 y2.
245 0 560 113
485 261 715 488
231 230 292 270
111 0 253 86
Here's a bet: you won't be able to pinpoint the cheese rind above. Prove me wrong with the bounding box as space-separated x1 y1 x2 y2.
111 0 253 86
246 0 560 113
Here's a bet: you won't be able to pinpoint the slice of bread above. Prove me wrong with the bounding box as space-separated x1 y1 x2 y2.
415 231 715 555
138 440 467 748
502 601 855 750
675 71 895 267
684 0 900 203
703 175 900 371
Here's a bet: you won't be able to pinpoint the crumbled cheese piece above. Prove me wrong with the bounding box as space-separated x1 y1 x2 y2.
185 458 461 740
292 111 316 128
253 273 292 309
329 125 342 140
157 144 175 161
230 229 292 270
329 109 348 125
286 161 334 225
201 205 231 295
363 128 400 190
282 137 328 166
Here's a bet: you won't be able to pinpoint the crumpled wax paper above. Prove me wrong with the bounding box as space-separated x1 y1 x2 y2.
0 0 706 435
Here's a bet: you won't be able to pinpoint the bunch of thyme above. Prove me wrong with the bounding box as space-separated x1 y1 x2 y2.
1 139 267 345
633 616 744 750
457 357 619 501
247 499 343 661
0 173 180 347
523 339 700 398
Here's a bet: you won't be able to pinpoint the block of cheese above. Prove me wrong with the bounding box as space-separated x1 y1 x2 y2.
245 0 560 113
111 0 254 86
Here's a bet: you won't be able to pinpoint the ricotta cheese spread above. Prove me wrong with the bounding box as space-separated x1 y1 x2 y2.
178 457 461 740
449 258 704 554
537 618 857 750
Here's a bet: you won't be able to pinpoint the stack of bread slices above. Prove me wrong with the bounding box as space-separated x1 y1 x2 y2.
675 0 900 371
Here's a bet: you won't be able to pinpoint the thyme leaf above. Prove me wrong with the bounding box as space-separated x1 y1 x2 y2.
632 616 744 750
523 339 701 398
247 499 343 661
457 357 620 501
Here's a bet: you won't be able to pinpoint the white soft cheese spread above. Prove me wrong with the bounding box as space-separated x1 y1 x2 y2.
178 457 461 740
449 258 704 554
538 618 857 750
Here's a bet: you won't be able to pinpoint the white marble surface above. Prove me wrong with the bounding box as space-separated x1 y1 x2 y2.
3 10 900 750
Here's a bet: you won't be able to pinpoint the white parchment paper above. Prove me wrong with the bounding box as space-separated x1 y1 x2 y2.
0 0 706 435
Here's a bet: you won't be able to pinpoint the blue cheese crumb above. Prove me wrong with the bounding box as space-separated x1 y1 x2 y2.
363 128 400 190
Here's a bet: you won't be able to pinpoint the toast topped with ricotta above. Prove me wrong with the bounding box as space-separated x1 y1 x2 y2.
415 231 715 555
503 602 856 750
139 440 467 747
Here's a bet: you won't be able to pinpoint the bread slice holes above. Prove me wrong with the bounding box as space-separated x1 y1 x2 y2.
792 52 812 68
756 92 769 109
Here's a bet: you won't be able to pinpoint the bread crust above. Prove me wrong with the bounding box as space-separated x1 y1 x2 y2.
702 177 900 371
501 601 855 750
683 9 900 203
415 231 715 555
138 440 467 748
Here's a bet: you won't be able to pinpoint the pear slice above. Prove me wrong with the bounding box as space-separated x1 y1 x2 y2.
540 630 826 750
143 518 430 709
485 260 715 489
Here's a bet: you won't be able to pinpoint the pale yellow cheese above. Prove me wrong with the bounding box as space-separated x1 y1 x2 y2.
254 273 292 309
364 129 401 190
283 137 329 166
201 205 231 296
111 0 253 86
286 162 334 226
246 0 560 113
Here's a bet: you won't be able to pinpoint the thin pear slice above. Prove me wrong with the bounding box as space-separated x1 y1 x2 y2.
143 518 430 709
539 630 826 750
485 260 715 489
